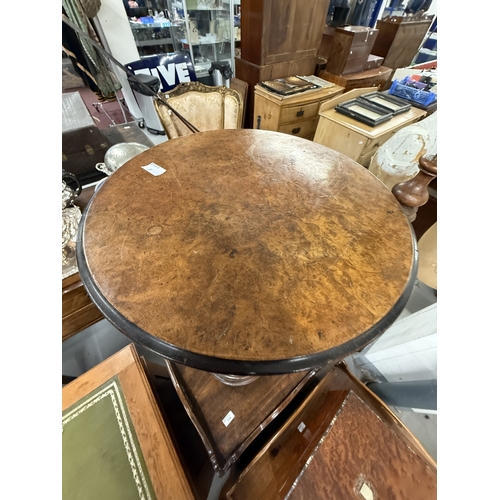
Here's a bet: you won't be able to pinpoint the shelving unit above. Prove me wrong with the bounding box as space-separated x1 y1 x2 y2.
129 21 184 57
411 17 437 66
173 0 236 80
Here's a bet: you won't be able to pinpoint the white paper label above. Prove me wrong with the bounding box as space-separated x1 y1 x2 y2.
297 422 306 433
142 162 166 176
222 411 235 427
360 483 374 500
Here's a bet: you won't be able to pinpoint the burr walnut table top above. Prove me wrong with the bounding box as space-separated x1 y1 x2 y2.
77 129 416 374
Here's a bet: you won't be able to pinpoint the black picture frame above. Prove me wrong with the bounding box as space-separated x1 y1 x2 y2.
260 76 319 96
359 91 412 115
335 98 394 127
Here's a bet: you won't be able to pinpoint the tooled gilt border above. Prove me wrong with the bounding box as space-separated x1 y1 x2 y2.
62 380 154 500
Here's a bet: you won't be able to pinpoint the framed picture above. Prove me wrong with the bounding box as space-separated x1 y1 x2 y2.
359 92 412 115
260 76 319 96
335 98 394 127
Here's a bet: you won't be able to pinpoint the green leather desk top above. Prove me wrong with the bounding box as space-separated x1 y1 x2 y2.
62 376 157 500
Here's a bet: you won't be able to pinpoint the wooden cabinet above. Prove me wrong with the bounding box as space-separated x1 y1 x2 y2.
371 16 433 69
235 56 318 128
253 80 344 140
240 0 330 67
164 360 316 476
62 271 104 342
237 0 331 128
313 88 427 167
325 26 379 76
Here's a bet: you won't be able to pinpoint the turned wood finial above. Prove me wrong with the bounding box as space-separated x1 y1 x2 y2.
392 154 437 222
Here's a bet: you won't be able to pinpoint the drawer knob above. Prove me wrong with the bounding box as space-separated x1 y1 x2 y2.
292 127 301 134
296 109 304 117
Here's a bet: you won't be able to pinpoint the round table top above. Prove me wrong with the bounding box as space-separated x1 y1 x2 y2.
77 129 416 374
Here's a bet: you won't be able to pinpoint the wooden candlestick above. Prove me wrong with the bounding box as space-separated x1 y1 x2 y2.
392 154 437 222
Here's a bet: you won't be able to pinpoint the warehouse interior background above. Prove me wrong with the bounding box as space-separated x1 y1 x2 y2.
2 2 497 498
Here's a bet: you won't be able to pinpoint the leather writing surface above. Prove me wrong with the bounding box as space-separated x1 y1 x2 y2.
62 376 157 500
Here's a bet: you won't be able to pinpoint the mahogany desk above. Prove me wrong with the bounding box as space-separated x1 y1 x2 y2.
76 129 416 375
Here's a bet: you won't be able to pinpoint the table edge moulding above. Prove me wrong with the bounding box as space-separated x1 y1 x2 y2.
76 129 417 376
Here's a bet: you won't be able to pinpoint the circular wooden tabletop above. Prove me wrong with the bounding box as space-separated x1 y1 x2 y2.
77 129 416 374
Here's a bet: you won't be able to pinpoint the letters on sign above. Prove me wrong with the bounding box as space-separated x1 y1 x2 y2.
133 63 191 87
127 53 196 93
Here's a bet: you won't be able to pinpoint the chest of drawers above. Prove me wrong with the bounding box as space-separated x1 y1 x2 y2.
325 25 379 76
253 79 344 141
313 88 427 167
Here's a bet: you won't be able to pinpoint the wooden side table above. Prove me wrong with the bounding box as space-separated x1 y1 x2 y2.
222 362 437 500
62 344 196 500
314 87 427 167
76 129 418 375
253 80 344 140
164 360 317 476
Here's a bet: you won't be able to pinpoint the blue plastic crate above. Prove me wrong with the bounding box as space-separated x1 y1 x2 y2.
388 77 437 106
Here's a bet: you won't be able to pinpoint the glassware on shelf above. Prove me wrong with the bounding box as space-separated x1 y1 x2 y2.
168 0 236 81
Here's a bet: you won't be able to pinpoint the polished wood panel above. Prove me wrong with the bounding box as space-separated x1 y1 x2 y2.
78 129 416 373
288 392 436 499
319 66 393 93
223 362 437 500
324 26 378 76
240 0 330 67
371 17 433 70
165 361 316 475
62 272 103 341
62 344 195 500
229 78 249 128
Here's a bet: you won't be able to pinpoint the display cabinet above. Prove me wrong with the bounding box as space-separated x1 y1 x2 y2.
172 0 236 80
129 21 183 57
125 1 237 80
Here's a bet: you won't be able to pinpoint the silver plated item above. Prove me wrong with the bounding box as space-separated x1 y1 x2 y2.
95 142 150 176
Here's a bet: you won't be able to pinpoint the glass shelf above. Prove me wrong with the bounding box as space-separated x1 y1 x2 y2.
173 0 236 81
124 0 237 81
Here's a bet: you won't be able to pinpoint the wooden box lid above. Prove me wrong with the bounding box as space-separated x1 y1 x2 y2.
224 362 436 500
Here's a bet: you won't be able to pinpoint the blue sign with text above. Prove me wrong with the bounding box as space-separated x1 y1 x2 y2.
126 53 196 93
